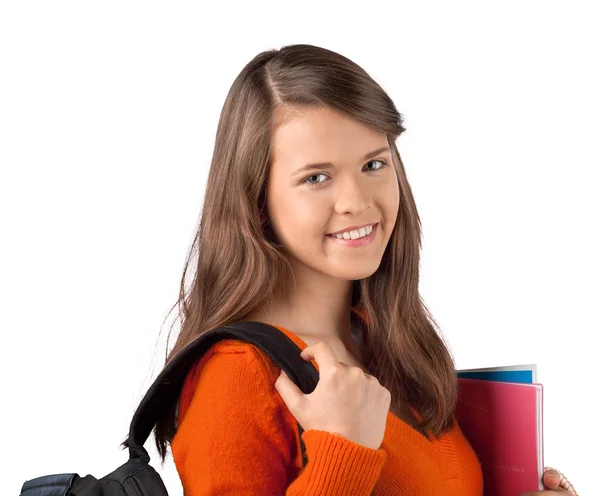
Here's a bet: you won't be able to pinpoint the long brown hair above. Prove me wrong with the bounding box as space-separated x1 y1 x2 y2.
125 43 457 463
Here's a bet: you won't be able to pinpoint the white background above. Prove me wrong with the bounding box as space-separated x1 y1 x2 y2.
2 1 598 494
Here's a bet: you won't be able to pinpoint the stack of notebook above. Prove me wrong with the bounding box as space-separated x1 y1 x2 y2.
456 364 544 495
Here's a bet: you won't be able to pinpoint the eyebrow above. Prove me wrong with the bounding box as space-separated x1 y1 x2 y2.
291 146 390 176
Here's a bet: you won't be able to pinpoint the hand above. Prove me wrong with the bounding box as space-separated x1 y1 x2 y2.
519 467 578 495
274 340 391 451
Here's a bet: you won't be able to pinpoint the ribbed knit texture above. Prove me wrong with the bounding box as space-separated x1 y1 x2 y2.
172 325 484 495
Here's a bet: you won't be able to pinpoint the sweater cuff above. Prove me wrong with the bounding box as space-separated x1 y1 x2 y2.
300 429 387 495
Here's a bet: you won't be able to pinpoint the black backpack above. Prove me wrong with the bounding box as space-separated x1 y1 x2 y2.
20 321 320 496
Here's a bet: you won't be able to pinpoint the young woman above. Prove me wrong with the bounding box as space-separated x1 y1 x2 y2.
151 44 576 495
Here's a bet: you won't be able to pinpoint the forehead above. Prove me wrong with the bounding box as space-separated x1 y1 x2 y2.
270 107 388 170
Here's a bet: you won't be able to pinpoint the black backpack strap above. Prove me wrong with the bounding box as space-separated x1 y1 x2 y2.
128 321 319 466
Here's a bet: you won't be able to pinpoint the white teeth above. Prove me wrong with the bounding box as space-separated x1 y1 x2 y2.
332 224 374 240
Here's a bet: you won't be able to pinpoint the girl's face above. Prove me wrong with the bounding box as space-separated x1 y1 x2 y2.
266 107 400 281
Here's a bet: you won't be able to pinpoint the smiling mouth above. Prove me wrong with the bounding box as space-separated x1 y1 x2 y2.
328 223 376 240
325 223 379 246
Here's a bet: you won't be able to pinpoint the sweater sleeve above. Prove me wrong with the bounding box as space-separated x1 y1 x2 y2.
171 342 388 496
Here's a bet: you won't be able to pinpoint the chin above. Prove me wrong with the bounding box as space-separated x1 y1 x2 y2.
327 261 382 281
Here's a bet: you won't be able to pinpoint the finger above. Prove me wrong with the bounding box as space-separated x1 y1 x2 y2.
542 467 566 489
274 369 303 410
300 341 340 370
542 468 561 489
543 467 578 495
519 491 567 495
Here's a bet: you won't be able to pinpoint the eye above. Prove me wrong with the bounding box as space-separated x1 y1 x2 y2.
363 159 387 171
303 173 329 185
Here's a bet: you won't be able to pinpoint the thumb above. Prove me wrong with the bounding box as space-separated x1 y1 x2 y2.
542 468 561 489
274 369 304 412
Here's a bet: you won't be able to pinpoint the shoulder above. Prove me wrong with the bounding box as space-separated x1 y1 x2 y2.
193 338 283 382
171 339 304 488
177 338 285 424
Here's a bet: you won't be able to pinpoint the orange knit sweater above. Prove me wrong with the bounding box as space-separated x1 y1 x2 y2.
172 325 484 495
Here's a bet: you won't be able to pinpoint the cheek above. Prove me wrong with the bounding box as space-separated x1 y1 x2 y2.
267 189 328 246
377 177 400 242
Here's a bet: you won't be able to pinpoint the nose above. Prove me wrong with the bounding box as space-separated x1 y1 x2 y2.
333 174 372 216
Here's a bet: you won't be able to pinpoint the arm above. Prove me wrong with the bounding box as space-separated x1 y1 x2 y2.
171 342 387 495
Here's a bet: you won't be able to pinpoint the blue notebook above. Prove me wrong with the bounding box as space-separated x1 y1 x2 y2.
457 364 536 384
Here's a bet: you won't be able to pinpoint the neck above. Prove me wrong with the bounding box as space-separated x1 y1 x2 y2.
248 261 358 352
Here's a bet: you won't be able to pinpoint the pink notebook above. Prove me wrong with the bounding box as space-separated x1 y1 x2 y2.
456 378 544 495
